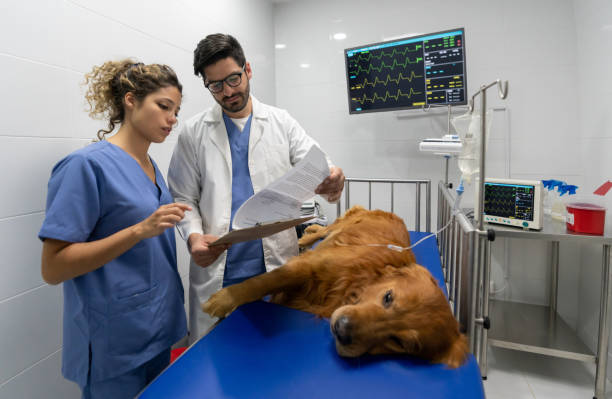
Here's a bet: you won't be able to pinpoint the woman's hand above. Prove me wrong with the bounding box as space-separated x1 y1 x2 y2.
188 233 231 267
134 203 192 239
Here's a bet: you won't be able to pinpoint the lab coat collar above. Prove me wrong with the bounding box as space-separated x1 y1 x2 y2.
249 96 267 150
205 95 268 173
251 96 269 121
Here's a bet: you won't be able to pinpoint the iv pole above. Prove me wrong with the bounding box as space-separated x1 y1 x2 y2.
468 79 508 377
470 79 509 231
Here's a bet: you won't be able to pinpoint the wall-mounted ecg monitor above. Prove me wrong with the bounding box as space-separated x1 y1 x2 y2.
476 179 543 230
344 28 467 114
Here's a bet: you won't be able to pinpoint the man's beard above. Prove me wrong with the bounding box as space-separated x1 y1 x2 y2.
216 81 250 114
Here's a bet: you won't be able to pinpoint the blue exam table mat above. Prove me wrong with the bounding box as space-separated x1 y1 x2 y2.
409 231 447 297
139 231 483 399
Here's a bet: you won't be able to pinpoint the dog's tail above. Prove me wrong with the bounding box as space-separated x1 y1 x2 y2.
440 334 469 368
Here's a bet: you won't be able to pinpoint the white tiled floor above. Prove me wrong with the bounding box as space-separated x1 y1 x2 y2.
483 346 612 398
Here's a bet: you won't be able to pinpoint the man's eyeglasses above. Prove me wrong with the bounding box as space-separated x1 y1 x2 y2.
204 65 246 93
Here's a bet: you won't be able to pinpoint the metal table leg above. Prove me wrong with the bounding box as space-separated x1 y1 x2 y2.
595 244 612 398
550 242 559 325
480 237 492 379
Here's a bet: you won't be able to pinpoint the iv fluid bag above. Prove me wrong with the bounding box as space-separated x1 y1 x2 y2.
451 109 493 184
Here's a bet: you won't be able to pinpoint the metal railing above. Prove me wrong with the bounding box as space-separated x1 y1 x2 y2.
335 178 431 232
437 181 482 353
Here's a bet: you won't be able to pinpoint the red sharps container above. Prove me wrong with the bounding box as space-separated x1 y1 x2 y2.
566 202 606 235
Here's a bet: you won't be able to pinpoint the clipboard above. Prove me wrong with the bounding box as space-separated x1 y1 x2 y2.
210 215 316 246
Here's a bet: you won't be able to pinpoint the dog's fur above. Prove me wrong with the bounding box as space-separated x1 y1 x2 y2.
202 206 468 368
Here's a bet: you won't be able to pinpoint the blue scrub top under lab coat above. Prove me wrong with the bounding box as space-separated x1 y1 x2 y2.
223 114 266 286
38 141 187 388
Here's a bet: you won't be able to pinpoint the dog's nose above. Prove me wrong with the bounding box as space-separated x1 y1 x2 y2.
333 315 352 345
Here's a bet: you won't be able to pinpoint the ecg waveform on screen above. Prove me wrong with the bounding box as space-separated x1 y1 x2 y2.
484 185 535 220
352 88 422 105
345 30 466 113
350 46 422 63
351 71 423 90
349 57 424 76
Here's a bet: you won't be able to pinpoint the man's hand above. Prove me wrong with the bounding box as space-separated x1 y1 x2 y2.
315 166 345 203
188 233 230 267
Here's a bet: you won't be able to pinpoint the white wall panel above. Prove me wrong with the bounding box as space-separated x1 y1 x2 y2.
0 285 62 385
0 351 79 399
0 214 46 302
0 137 87 219
63 2 185 74
0 0 69 67
572 0 612 373
0 56 77 138
66 0 194 52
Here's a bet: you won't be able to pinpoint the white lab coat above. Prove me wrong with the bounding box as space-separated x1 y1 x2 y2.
168 96 329 343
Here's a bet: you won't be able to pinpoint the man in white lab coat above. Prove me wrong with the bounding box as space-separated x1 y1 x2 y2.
168 33 345 342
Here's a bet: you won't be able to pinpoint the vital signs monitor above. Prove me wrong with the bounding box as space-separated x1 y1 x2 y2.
475 179 544 230
344 28 467 114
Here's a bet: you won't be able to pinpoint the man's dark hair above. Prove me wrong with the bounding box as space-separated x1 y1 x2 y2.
193 34 246 79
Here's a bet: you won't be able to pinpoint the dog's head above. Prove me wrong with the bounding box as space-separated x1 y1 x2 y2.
329 264 467 368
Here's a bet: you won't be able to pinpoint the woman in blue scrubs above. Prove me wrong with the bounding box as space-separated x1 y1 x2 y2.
38 60 189 398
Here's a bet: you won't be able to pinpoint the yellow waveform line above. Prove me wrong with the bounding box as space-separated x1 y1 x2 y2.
349 57 423 75
352 46 422 62
352 88 422 104
353 71 423 89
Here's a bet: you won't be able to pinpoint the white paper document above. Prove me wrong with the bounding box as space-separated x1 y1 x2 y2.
210 145 330 247
232 145 330 229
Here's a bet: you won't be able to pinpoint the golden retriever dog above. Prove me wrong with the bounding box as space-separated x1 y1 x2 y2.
202 206 468 368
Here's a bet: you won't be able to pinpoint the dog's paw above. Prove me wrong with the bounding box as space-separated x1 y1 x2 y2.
201 288 239 318
304 224 325 235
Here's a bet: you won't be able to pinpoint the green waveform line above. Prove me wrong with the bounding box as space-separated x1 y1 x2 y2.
351 45 422 62
353 71 423 89
352 88 422 104
349 57 423 76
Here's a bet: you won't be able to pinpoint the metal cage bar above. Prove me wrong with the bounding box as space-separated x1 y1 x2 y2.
336 178 431 233
437 181 478 349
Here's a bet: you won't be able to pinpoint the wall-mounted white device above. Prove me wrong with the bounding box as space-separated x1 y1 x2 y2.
419 134 462 154
475 178 543 230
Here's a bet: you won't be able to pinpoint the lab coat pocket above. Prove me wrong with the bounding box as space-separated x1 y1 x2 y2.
107 284 162 356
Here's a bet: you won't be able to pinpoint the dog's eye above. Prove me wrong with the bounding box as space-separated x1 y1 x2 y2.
389 335 404 349
383 290 393 308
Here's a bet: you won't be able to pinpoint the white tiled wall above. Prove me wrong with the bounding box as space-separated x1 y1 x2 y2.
0 0 274 397
572 0 612 378
272 0 610 371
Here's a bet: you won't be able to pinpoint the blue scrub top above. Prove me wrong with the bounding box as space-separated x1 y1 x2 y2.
38 141 187 388
222 114 266 286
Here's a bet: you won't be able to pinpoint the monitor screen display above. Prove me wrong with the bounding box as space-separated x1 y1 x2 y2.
344 28 467 114
484 183 536 222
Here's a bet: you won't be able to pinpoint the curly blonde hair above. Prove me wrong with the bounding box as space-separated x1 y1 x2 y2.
83 59 182 140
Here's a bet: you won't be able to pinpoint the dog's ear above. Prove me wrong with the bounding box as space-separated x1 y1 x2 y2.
395 329 422 354
381 264 401 277
345 205 366 218
382 264 413 278
438 334 469 368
